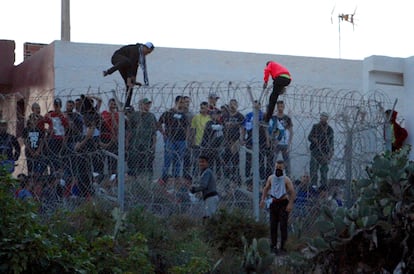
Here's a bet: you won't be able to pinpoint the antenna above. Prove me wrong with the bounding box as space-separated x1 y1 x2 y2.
332 6 357 58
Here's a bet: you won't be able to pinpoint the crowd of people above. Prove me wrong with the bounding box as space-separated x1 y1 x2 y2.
1 48 408 254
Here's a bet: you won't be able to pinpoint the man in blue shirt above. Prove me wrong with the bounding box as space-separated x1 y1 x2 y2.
241 101 271 180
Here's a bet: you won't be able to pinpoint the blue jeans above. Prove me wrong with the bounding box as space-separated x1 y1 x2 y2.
162 140 187 180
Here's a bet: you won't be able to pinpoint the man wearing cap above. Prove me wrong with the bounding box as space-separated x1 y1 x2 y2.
103 42 155 109
0 119 20 174
200 109 224 177
308 112 334 189
127 97 157 178
263 61 292 123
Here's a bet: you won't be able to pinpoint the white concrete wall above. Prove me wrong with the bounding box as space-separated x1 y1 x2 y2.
52 40 414 168
53 40 363 93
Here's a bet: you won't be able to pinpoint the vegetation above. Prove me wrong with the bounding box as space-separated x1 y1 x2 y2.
2 146 413 273
0 170 267 273
307 145 414 273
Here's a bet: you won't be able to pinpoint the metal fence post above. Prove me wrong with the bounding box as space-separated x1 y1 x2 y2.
247 86 260 221
344 130 353 208
117 111 125 212
112 90 125 212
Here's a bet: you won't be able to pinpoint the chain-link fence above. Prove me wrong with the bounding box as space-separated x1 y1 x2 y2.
0 82 395 227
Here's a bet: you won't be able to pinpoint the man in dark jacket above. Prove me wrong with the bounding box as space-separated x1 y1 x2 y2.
0 119 20 174
190 155 219 218
308 112 334 189
103 42 154 109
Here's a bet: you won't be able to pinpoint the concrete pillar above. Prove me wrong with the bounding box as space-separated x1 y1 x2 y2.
61 0 70 41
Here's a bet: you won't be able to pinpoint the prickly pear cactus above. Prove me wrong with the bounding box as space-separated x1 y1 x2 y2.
308 145 414 273
241 236 275 274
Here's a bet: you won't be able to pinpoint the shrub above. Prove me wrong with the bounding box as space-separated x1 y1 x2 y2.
204 209 268 254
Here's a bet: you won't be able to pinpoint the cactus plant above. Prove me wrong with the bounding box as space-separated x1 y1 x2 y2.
241 236 275 274
307 145 414 273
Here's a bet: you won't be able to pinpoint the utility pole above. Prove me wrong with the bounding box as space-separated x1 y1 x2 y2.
61 0 71 41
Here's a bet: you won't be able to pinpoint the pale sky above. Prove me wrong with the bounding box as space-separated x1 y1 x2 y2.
1 0 412 65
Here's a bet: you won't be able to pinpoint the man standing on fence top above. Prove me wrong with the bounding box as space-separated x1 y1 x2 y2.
262 61 292 123
308 112 334 190
103 42 154 109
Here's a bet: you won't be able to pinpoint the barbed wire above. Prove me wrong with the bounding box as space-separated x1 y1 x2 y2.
1 82 396 227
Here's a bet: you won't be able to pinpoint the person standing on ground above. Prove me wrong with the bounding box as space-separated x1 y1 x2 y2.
158 96 190 184
22 113 47 178
64 100 84 180
190 155 219 218
308 112 334 190
44 98 69 174
190 101 211 177
241 100 270 181
262 61 292 123
207 93 220 114
127 98 158 179
0 119 21 174
384 109 408 152
200 109 224 178
269 100 293 177
101 98 120 175
260 160 296 254
222 99 244 185
103 42 154 109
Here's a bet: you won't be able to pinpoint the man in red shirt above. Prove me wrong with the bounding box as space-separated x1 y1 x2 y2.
101 98 120 174
263 61 292 123
44 98 69 173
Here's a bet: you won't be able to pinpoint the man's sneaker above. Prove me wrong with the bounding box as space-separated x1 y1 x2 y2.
103 70 108 77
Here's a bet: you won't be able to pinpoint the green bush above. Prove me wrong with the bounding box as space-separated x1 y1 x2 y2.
1 169 275 273
0 171 154 273
204 209 268 254
127 208 220 273
0 173 91 273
